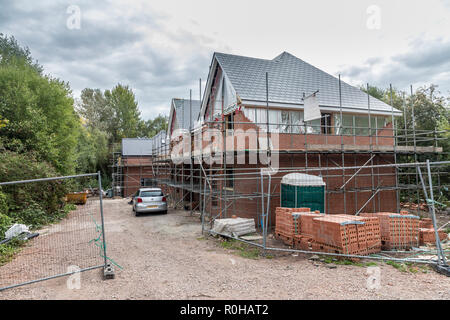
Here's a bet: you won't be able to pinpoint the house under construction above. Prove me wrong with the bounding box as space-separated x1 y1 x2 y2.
112 51 447 232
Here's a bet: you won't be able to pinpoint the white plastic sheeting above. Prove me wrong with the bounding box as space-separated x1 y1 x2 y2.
210 67 239 117
211 218 257 237
303 94 321 122
281 173 326 186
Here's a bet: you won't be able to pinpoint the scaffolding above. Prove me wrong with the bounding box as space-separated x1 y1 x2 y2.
111 80 449 269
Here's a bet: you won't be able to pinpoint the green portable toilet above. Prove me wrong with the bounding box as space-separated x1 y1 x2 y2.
280 173 326 212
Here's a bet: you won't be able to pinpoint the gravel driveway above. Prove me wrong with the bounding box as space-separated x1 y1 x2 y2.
1 198 449 300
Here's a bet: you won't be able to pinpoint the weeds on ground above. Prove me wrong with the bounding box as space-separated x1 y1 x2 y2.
219 238 264 260
385 260 426 273
320 255 378 267
0 238 26 266
0 204 77 266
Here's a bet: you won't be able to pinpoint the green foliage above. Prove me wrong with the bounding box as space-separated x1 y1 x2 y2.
76 126 109 175
8 202 48 228
0 189 7 215
219 238 261 259
0 151 71 226
104 83 141 142
138 114 169 137
0 213 12 239
0 34 81 175
0 33 42 73
0 238 26 266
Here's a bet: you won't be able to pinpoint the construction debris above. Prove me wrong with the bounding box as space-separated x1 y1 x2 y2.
0 223 39 244
211 218 256 237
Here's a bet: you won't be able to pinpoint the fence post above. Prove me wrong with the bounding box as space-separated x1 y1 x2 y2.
425 160 449 275
98 171 115 279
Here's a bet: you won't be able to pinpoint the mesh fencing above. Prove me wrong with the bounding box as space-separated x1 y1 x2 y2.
0 173 107 291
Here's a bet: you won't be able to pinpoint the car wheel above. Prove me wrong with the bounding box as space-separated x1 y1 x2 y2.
162 210 167 215
135 210 140 217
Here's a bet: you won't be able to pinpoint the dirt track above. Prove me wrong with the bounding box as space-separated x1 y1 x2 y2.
1 198 449 300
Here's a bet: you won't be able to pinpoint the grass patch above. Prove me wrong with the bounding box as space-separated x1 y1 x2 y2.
320 255 378 267
0 238 26 266
219 238 262 259
384 260 423 273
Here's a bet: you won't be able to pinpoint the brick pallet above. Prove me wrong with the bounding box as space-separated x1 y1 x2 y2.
275 207 311 246
313 215 381 255
360 212 420 250
274 207 382 256
419 228 447 245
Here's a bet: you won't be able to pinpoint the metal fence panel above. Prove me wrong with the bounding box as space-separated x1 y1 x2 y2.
0 173 110 291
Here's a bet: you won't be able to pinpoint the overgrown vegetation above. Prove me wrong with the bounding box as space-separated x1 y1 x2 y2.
218 238 264 259
320 255 378 267
363 84 450 205
385 261 430 273
0 33 169 265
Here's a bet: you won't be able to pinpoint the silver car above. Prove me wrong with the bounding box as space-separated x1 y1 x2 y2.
132 188 167 216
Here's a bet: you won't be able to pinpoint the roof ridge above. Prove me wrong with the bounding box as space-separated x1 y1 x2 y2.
214 51 272 62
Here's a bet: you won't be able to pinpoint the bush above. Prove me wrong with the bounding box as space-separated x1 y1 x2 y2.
0 213 12 239
0 151 71 227
0 190 7 215
8 202 48 229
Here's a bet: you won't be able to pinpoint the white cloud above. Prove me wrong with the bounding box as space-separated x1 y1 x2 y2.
1 0 450 119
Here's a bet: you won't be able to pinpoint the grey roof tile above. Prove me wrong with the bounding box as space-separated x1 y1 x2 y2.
214 52 399 114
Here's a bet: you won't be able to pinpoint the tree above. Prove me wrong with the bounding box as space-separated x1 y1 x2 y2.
138 114 169 137
105 84 141 142
76 88 112 132
0 33 42 74
364 84 450 155
0 34 80 175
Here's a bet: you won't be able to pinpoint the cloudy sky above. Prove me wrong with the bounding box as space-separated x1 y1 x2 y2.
1 0 450 119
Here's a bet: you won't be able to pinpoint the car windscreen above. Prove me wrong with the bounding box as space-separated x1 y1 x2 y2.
140 191 163 197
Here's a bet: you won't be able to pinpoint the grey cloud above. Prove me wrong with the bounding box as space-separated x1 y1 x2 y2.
340 38 450 94
0 0 217 119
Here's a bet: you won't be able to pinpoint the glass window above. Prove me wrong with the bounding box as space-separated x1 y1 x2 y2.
377 116 386 128
290 111 303 133
140 190 163 197
280 110 290 133
306 118 321 134
355 116 369 136
256 108 267 131
269 110 279 132
370 116 377 135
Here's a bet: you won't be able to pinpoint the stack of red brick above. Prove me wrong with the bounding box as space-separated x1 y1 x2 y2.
417 218 448 245
359 212 420 250
275 207 447 254
275 207 382 255
274 207 310 246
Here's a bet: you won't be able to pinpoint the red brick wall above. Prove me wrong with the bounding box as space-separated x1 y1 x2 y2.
201 153 397 229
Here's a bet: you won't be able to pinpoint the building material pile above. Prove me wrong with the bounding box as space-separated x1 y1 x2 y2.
419 228 447 245
211 218 256 237
312 215 381 255
275 207 382 255
274 207 316 246
360 212 420 250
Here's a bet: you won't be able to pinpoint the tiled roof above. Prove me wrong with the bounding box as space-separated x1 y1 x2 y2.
122 138 153 156
214 52 400 114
